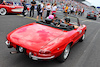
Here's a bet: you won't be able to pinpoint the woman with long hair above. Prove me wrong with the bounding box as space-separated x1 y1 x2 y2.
51 3 57 14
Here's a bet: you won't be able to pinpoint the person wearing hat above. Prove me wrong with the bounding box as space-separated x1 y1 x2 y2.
30 0 36 17
45 3 51 18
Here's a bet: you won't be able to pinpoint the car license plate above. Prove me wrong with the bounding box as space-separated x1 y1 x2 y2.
91 14 94 17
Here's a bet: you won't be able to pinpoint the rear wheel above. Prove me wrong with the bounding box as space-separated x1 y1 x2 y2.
0 8 7 15
57 44 70 63
94 17 96 20
86 16 88 19
79 33 86 42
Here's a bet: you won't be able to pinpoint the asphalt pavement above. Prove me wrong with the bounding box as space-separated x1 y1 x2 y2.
0 12 100 67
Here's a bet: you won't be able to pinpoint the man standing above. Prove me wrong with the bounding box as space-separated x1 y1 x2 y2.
64 4 68 16
22 1 27 18
41 1 44 16
36 2 44 21
70 6 74 14
45 3 51 18
30 0 36 17
81 7 84 16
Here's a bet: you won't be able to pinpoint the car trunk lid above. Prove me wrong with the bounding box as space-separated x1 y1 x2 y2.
9 23 64 51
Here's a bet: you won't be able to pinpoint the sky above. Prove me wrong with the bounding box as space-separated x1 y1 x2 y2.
86 0 100 7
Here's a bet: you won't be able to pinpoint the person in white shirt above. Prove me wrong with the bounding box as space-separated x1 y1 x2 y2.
74 7 77 15
68 6 71 14
40 1 44 13
45 3 51 18
81 7 84 16
70 6 74 14
51 3 57 14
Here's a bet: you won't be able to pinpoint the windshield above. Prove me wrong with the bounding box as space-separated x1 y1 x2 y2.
36 13 79 31
4 0 21 6
55 13 79 26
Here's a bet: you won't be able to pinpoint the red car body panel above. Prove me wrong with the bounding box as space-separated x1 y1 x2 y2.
9 23 64 51
7 22 87 58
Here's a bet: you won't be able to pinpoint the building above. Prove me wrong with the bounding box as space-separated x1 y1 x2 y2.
81 1 92 6
75 0 85 2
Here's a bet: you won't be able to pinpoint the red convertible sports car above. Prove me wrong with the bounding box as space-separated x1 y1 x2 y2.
5 13 87 62
0 2 29 15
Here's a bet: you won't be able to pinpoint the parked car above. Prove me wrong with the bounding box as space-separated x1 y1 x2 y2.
86 11 97 20
5 13 87 62
0 2 29 15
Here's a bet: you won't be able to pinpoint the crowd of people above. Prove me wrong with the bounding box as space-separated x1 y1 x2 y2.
21 0 80 30
21 0 96 21
22 0 58 21
1 0 96 30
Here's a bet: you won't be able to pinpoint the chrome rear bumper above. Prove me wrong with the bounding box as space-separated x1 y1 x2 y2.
29 52 55 60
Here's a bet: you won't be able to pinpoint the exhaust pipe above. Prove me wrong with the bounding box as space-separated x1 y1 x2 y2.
10 51 19 54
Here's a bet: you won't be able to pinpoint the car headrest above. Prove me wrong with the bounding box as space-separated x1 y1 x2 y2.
65 17 70 23
45 18 52 24
60 23 68 27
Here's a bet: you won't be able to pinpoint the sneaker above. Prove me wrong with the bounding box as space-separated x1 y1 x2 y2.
24 17 26 18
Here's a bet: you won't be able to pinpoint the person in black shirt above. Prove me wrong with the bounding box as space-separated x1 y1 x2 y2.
22 1 27 17
30 0 36 17
58 18 79 29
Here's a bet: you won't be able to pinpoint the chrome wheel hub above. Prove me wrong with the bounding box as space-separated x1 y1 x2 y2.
19 47 24 53
64 45 70 59
82 34 85 40
0 8 6 15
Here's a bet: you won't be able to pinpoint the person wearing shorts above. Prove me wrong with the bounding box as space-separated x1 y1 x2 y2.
64 4 68 16
36 2 43 21
37 12 42 17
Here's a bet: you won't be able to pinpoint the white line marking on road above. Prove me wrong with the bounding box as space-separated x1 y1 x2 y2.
75 28 100 67
81 20 100 24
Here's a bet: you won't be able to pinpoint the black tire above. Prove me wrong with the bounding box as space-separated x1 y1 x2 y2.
0 8 7 15
7 45 12 48
57 44 70 63
79 33 86 42
86 16 88 19
94 17 96 20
